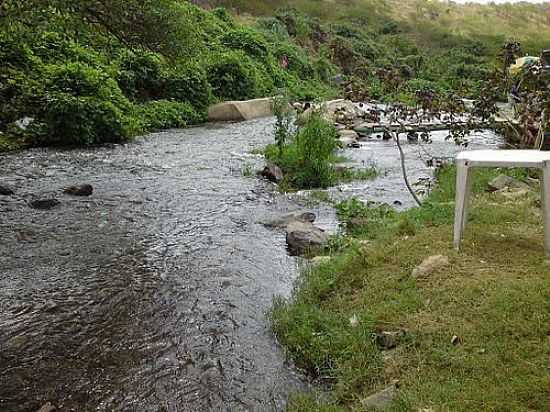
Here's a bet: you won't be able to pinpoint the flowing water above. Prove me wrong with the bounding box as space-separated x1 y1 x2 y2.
0 117 502 412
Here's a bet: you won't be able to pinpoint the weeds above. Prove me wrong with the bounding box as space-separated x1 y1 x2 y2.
265 109 339 190
272 165 550 411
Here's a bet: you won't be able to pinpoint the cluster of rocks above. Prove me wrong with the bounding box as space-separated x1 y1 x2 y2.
260 211 329 256
296 99 390 149
0 183 94 210
487 174 535 200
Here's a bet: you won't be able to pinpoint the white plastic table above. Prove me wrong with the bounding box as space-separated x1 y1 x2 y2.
454 150 550 255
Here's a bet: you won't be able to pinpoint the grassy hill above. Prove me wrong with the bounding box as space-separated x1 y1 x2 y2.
208 0 550 52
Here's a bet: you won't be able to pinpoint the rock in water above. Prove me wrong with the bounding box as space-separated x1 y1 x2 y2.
29 199 60 210
260 163 284 183
487 175 529 192
0 185 14 196
286 221 329 255
362 382 399 410
412 255 449 278
261 211 316 229
64 184 93 196
338 129 359 147
37 403 55 412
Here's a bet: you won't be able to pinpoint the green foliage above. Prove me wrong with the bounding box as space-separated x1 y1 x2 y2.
221 28 269 59
266 111 338 189
135 100 204 130
37 93 138 146
0 0 338 152
206 51 266 101
273 164 550 411
116 50 165 101
162 65 212 110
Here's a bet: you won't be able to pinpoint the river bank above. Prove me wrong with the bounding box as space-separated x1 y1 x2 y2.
272 165 550 411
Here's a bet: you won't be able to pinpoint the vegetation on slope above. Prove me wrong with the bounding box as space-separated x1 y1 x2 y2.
0 1 337 151
272 166 550 411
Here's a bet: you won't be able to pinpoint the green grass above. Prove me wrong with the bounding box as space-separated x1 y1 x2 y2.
272 165 550 411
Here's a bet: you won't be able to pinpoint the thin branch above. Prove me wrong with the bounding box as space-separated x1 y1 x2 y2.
394 132 423 207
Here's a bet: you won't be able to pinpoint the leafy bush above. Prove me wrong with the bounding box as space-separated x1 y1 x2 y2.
221 28 269 59
36 93 138 146
273 42 315 79
116 50 165 101
46 62 129 106
211 7 234 26
206 51 264 101
136 100 204 130
33 62 138 145
266 111 338 189
162 65 212 110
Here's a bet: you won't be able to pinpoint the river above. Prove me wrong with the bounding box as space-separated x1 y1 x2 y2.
0 118 501 412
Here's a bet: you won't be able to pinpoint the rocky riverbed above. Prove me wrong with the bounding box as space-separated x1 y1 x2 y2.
0 117 502 411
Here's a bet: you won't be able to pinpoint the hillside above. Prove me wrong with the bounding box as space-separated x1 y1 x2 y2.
208 0 550 51
1 0 549 152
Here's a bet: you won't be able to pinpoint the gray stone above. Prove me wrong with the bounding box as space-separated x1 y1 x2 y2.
64 184 93 196
261 211 316 229
376 331 405 350
260 163 284 183
37 402 55 412
339 129 359 140
286 221 329 255
487 175 530 192
29 199 60 210
362 382 399 410
0 185 14 196
412 255 449 278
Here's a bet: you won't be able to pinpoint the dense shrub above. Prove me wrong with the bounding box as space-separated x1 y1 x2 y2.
266 111 338 189
272 42 315 79
36 93 138 146
32 62 138 145
136 100 204 130
206 52 264 101
116 50 165 101
162 65 212 110
46 62 129 106
211 7 234 26
221 28 269 59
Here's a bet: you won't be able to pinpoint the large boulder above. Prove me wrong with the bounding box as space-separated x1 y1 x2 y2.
286 221 329 255
338 129 359 146
208 98 274 122
487 175 530 192
297 99 362 126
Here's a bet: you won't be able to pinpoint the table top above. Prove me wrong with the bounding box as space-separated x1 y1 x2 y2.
456 150 550 167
